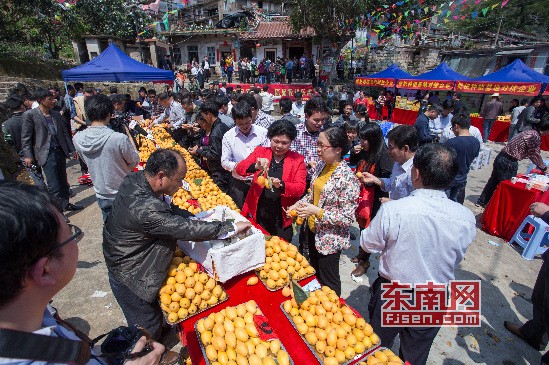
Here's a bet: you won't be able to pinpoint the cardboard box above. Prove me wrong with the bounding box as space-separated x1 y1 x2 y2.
178 206 266 283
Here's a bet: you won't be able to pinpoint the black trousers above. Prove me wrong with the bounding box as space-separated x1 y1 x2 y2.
478 152 518 205
306 227 342 296
520 260 549 362
109 274 164 341
368 276 440 365
445 181 467 205
228 177 251 210
42 147 70 210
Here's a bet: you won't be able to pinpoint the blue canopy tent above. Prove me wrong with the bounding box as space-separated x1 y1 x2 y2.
62 44 174 82
455 59 549 96
354 64 413 87
396 62 470 91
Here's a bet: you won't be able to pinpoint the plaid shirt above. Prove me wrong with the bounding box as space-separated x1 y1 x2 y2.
254 110 274 129
146 101 165 117
291 123 320 178
503 129 546 170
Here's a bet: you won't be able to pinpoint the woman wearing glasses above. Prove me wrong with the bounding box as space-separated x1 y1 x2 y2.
235 119 307 242
287 127 360 295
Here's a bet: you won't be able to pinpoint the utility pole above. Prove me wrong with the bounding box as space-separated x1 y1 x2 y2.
493 15 503 48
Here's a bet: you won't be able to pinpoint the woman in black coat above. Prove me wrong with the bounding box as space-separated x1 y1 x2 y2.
188 107 230 191
349 122 393 277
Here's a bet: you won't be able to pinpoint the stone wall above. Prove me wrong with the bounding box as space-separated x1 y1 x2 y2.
364 45 443 75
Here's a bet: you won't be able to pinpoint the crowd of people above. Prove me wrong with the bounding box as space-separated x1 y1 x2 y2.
2 78 549 365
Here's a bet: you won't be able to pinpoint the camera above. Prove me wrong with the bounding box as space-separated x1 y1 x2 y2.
100 325 152 365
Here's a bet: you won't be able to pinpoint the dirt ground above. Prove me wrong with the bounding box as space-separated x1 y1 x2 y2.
52 140 549 364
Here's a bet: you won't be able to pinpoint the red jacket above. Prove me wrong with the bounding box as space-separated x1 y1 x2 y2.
235 146 307 227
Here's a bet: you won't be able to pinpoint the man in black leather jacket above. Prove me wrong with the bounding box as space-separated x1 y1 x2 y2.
103 149 251 340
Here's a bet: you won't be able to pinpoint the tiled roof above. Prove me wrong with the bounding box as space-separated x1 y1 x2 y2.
240 21 315 40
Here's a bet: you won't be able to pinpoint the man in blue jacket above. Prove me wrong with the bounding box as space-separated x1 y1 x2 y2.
414 105 442 146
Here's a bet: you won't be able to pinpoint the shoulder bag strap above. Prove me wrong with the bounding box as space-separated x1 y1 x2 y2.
0 328 91 365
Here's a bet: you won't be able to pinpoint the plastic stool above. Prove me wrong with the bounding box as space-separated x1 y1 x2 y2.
509 215 549 260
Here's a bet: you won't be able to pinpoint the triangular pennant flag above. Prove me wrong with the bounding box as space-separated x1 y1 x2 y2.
424 6 429 13
450 4 457 11
501 0 509 6
453 15 460 19
475 0 481 3
491 3 498 9
481 7 489 16
443 18 450 22
462 4 469 10
471 11 478 18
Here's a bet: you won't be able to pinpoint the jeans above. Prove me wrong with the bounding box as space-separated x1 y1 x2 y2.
227 70 233 83
109 274 164 341
368 276 440 365
42 147 70 210
97 197 114 222
508 124 519 141
445 181 467 204
483 118 496 142
478 152 518 206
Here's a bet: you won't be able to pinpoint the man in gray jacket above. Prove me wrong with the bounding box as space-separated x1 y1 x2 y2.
480 92 503 142
517 97 543 133
21 88 81 211
73 94 140 221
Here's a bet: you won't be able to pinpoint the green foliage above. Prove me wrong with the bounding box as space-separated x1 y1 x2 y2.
450 0 549 36
0 0 153 60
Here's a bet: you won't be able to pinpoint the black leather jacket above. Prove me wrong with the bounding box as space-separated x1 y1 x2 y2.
103 171 232 302
195 118 230 190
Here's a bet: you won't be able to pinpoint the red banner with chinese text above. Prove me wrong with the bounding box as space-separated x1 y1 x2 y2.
396 79 455 90
354 77 396 88
456 81 541 96
226 83 314 101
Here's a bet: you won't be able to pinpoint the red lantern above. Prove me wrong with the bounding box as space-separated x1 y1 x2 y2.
256 43 261 47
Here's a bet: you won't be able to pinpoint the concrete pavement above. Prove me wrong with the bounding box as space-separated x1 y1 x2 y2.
53 141 547 364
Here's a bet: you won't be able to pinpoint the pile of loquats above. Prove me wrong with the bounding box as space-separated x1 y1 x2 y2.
159 250 227 324
358 348 404 365
255 236 315 290
282 286 380 365
196 300 292 365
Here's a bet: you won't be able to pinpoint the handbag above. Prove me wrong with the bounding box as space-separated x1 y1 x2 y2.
355 162 376 229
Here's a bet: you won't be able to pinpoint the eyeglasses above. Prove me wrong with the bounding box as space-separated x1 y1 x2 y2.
316 142 332 149
37 225 83 261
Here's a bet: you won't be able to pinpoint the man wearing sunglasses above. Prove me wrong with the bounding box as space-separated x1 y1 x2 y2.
103 149 251 341
0 181 165 365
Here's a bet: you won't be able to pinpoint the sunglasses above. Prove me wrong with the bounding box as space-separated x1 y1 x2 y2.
37 224 83 261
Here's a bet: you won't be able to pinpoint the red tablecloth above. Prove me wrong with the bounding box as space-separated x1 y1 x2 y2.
388 109 549 148
470 117 509 143
178 217 371 364
390 108 418 125
367 104 389 120
179 270 323 365
481 179 549 240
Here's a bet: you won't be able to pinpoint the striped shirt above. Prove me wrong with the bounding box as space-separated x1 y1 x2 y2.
503 129 546 170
